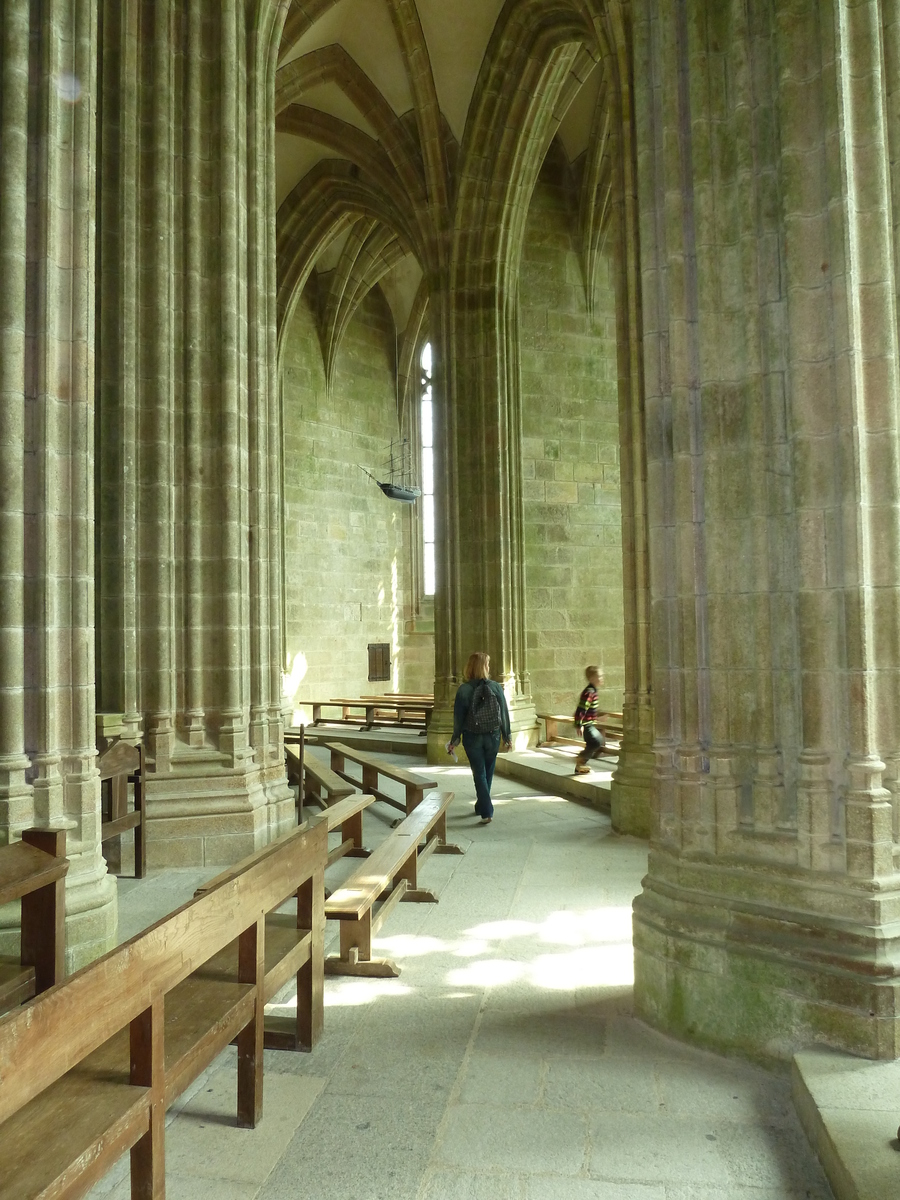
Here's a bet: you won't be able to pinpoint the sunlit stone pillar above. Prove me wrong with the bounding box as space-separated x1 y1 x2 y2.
95 0 293 866
0 0 116 968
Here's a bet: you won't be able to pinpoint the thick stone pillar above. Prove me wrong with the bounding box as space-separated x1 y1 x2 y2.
95 0 293 866
428 32 606 759
0 0 116 967
427 246 539 763
633 0 900 1061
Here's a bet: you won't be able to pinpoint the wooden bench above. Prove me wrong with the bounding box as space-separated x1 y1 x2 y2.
296 700 377 730
357 696 433 730
285 741 355 817
536 711 623 753
313 792 375 868
326 741 437 817
98 739 145 877
324 790 460 977
0 819 327 1200
0 830 68 1017
296 697 432 732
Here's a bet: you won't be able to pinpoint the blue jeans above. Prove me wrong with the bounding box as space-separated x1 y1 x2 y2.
462 731 501 817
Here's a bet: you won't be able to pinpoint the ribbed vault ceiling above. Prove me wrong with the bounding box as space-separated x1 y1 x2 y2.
275 0 613 387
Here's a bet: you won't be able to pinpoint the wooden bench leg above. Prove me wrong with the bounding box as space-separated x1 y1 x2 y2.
130 1000 165 1200
133 766 145 878
106 774 126 872
426 809 464 857
237 917 264 1127
20 828 67 990
295 871 324 1050
341 810 370 858
362 762 378 797
325 907 400 978
405 784 424 814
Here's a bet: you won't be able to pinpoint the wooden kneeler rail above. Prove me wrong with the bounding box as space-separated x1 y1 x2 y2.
0 820 327 1200
324 790 461 978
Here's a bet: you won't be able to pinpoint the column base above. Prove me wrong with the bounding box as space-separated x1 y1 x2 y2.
145 758 295 867
611 742 654 838
634 848 900 1063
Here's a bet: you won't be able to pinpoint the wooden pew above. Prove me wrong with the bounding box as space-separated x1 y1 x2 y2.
326 741 437 817
285 742 355 815
0 819 326 1200
313 792 374 867
357 697 433 730
98 739 145 877
0 830 68 1017
324 790 461 977
296 698 432 732
296 700 370 729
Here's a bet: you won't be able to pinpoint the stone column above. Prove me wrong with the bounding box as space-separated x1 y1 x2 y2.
428 34 605 760
0 0 116 968
426 277 537 760
633 0 900 1062
604 9 655 838
95 0 293 867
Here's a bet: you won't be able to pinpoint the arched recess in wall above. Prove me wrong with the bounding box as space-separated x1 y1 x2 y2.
272 2 441 707
446 0 651 827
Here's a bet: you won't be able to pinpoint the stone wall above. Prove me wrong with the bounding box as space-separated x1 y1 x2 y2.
519 157 624 717
281 283 433 715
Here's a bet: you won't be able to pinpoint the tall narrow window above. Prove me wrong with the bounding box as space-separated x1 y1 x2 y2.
420 342 435 596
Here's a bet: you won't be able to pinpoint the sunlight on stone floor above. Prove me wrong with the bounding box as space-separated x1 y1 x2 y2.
97 762 833 1200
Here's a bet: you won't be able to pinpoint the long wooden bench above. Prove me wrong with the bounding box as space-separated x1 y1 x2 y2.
324 790 460 977
0 830 68 1017
98 739 145 877
358 696 433 730
0 819 326 1200
326 741 437 818
297 697 432 732
536 711 623 753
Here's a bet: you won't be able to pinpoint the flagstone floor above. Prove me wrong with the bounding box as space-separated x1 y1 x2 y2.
95 758 833 1200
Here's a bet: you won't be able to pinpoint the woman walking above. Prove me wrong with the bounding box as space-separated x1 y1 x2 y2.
448 652 511 824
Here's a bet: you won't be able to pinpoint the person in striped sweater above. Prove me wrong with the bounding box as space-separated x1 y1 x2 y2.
573 665 606 775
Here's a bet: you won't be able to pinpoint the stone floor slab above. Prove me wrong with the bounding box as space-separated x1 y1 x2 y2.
436 1104 589 1175
163 1065 325 1183
587 1112 731 1186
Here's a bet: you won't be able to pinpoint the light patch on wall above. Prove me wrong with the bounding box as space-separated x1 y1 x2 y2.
282 650 308 703
391 554 400 689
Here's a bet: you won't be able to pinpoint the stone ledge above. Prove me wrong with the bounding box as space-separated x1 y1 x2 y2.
493 745 612 811
792 1045 900 1200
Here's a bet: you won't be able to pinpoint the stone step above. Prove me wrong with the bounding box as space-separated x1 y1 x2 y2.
792 1046 900 1200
